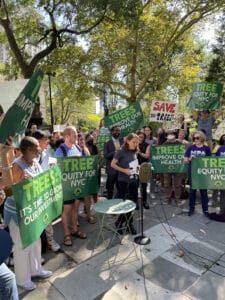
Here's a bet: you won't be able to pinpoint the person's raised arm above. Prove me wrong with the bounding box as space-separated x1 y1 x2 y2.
0 144 14 194
214 97 223 119
191 109 198 121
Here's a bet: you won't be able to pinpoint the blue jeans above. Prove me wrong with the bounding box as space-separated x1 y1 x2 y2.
188 174 208 213
0 263 18 300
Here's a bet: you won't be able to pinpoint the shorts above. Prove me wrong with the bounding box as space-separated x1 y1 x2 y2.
63 198 80 205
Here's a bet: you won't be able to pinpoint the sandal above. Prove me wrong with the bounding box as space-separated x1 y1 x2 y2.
71 230 87 239
63 235 72 246
86 216 96 224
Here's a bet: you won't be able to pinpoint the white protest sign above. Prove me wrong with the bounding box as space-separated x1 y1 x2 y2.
53 124 66 133
215 121 225 139
150 101 178 123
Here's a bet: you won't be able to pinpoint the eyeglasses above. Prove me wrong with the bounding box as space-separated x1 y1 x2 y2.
193 136 200 140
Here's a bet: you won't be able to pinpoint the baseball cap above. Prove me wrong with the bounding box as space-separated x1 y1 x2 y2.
0 229 13 264
32 130 50 140
202 109 210 114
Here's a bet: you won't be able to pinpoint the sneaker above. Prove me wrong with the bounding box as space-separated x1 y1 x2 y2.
188 210 194 216
143 201 150 209
176 199 185 206
37 270 52 279
48 240 61 252
22 281 36 291
204 211 209 217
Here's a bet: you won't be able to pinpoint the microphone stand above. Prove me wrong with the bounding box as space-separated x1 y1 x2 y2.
134 163 151 245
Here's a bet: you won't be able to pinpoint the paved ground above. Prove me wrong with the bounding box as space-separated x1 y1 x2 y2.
14 181 225 300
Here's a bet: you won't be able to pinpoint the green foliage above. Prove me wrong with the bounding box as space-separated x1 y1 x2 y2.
205 12 225 88
1 0 225 128
83 0 225 108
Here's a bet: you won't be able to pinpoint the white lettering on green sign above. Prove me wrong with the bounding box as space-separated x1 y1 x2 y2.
22 168 60 201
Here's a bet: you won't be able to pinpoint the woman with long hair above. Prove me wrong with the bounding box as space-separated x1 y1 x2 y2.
111 133 139 235
137 131 150 209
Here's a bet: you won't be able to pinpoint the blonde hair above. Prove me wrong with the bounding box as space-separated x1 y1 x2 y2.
62 126 77 137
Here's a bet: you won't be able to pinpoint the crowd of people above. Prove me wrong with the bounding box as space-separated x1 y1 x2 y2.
0 107 225 298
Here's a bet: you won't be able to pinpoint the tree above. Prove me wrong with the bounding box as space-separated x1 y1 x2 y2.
0 0 146 78
1 1 225 127
42 44 98 125
81 0 225 105
205 12 225 85
0 0 109 78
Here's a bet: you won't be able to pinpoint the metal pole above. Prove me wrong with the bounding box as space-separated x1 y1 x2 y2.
103 89 108 117
46 72 55 132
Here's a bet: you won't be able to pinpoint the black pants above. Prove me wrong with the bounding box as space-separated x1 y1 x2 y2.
140 182 147 202
116 180 138 227
106 172 118 199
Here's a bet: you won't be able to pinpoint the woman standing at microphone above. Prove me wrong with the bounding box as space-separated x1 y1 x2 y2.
111 133 139 235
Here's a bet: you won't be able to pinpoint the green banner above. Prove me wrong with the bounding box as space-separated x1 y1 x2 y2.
12 166 63 249
96 134 110 168
188 82 223 110
103 102 144 138
57 155 99 201
192 157 225 189
0 66 44 143
150 144 188 173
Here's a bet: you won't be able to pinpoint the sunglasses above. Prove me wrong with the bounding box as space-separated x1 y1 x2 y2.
193 136 200 140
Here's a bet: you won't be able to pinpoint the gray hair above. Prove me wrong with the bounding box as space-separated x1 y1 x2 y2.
192 131 206 142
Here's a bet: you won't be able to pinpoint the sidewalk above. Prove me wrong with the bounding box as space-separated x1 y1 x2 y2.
17 188 225 300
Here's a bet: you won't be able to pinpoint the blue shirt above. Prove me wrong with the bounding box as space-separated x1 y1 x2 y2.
55 143 82 157
197 116 215 140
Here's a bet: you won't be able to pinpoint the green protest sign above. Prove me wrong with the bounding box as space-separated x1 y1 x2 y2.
0 66 44 144
96 134 110 144
150 144 188 173
192 157 225 189
188 82 223 110
103 102 144 138
12 166 63 249
96 134 110 168
57 155 99 201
